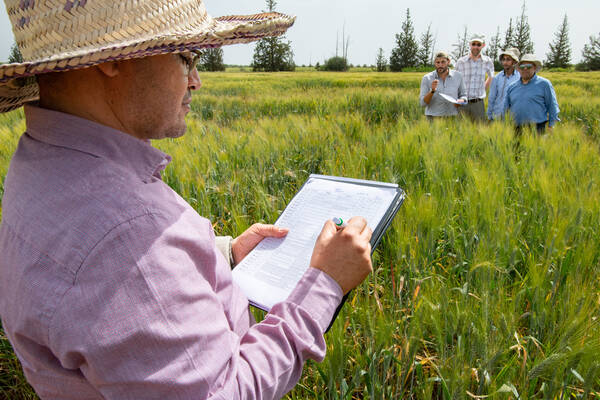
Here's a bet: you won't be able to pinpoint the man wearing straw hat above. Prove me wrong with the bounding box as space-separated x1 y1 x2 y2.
487 48 521 121
504 54 560 133
0 1 374 399
455 35 495 122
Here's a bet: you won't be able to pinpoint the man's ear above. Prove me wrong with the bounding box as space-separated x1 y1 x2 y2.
97 61 120 78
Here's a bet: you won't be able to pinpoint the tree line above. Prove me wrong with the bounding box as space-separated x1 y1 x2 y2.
379 2 599 72
216 0 600 73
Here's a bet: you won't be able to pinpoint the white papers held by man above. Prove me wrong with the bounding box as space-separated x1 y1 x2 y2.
232 175 400 310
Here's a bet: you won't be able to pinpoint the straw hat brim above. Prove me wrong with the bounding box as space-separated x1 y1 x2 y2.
0 12 295 113
519 61 543 73
498 51 519 63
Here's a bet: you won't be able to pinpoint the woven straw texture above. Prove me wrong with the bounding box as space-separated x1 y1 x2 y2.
0 0 295 113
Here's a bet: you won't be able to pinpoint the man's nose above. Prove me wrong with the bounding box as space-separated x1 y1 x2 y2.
189 68 201 91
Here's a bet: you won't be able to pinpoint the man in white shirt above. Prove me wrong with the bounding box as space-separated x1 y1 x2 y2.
456 35 496 121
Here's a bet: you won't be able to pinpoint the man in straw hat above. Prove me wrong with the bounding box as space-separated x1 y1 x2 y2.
455 35 495 122
505 54 560 133
487 48 521 121
0 1 374 398
419 51 467 120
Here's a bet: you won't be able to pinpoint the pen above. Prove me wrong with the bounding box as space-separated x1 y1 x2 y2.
332 217 347 228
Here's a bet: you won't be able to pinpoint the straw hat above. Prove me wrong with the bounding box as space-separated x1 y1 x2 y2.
0 0 296 113
518 54 543 72
498 48 520 63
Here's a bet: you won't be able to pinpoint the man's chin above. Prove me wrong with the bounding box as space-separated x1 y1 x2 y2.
162 121 187 139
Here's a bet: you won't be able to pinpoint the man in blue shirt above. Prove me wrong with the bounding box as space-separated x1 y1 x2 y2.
505 54 560 133
487 48 521 120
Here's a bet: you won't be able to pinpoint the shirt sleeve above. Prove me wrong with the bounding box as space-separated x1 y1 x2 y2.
545 81 560 126
486 59 495 80
214 235 234 268
457 72 467 101
504 85 512 111
487 77 497 119
419 75 431 108
455 58 464 73
49 210 343 400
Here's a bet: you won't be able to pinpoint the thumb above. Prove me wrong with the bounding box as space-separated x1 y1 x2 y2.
318 220 337 242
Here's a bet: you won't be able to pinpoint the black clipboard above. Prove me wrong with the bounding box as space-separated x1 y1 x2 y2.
305 175 406 331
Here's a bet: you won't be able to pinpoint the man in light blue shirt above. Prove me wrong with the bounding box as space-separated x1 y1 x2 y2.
505 54 560 133
487 48 521 120
419 51 467 119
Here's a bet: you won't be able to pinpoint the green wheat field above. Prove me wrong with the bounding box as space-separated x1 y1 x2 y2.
1 71 600 399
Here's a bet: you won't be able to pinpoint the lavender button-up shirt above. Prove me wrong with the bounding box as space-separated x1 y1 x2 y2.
0 105 343 399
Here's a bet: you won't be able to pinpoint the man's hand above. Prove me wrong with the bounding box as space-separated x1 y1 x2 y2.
232 224 289 264
454 98 466 108
431 79 439 92
309 217 373 294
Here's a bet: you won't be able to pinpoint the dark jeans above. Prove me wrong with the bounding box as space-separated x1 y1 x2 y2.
515 121 548 135
513 121 548 161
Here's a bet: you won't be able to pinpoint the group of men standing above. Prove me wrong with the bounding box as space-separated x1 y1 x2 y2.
419 35 560 132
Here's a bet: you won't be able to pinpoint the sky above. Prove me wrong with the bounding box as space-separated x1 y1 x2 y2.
1 0 598 66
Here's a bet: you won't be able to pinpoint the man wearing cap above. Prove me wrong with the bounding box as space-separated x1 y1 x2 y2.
505 54 560 133
455 35 496 121
487 48 521 121
0 1 374 399
419 51 467 120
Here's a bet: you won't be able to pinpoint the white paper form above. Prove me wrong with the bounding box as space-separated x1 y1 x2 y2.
439 93 465 105
232 177 398 310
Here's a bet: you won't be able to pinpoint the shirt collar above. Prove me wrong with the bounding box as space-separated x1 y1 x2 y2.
520 73 538 85
435 69 456 79
24 104 171 182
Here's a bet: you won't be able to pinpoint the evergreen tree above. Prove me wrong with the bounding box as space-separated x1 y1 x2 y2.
198 48 225 72
418 23 434 67
251 0 295 71
452 26 469 61
9 42 24 63
389 8 419 71
581 33 600 71
503 18 515 50
513 1 534 55
8 42 35 87
545 14 572 68
486 26 502 70
375 48 387 72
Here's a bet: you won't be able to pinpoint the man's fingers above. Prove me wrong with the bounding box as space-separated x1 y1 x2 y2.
251 223 288 238
345 216 368 233
359 226 373 242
